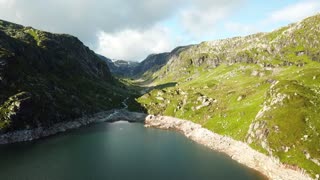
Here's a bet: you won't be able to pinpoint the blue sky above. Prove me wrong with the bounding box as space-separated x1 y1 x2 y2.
163 0 320 44
0 0 320 61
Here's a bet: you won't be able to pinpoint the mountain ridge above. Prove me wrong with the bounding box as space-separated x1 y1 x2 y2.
102 45 192 79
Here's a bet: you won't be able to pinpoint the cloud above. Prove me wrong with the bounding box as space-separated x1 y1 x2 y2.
8 0 316 61
96 25 177 61
180 0 245 37
224 22 257 35
224 0 320 36
0 0 181 44
0 0 245 60
268 0 320 23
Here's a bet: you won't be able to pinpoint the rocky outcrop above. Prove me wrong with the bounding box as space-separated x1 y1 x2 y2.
145 115 312 180
0 109 146 144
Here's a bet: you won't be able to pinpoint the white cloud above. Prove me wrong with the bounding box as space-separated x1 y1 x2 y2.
224 0 320 36
0 0 181 44
96 26 177 61
180 0 244 36
224 22 257 35
268 0 320 23
181 7 226 36
0 0 13 6
0 0 245 60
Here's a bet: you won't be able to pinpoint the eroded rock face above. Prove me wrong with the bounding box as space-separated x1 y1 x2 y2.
246 120 272 154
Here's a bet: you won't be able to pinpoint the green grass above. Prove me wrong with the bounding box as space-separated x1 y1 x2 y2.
137 62 320 176
26 29 40 45
135 14 320 177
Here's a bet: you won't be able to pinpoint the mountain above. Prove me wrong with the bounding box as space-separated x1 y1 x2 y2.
133 46 191 79
101 46 190 79
98 55 139 77
0 20 128 133
137 14 320 176
112 60 139 76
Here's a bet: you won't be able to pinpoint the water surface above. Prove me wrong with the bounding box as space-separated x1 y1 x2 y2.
0 121 265 180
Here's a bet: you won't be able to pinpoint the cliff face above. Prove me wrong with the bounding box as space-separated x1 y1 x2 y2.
137 14 320 176
0 20 125 132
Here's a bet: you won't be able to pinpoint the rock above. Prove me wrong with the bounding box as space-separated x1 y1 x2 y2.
157 91 163 96
303 135 309 141
251 70 259 76
305 152 311 160
0 109 147 144
284 146 290 152
145 115 312 180
156 97 164 101
297 51 305 56
237 95 246 101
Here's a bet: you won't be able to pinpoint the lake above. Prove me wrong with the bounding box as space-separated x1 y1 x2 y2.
0 121 265 180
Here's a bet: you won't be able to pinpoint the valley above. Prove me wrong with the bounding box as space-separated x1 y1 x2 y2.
107 14 320 178
0 12 320 180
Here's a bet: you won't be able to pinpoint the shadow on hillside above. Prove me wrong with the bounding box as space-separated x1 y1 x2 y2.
131 76 157 86
121 82 177 113
151 82 177 90
125 95 148 113
118 78 177 114
140 82 177 94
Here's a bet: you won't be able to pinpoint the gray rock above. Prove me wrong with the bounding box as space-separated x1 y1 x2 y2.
0 109 147 144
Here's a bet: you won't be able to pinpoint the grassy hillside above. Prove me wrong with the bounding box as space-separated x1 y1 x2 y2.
0 20 135 133
137 14 320 176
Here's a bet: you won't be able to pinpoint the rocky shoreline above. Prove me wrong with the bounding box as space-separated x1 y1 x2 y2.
0 110 314 179
0 109 146 144
145 115 313 180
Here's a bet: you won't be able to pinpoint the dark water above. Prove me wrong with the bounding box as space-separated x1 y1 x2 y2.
0 122 265 180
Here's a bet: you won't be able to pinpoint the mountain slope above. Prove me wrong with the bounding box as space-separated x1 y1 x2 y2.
0 20 128 133
137 14 320 176
134 46 192 79
98 55 140 77
102 46 191 79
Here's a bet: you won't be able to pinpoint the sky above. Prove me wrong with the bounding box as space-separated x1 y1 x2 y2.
0 0 320 61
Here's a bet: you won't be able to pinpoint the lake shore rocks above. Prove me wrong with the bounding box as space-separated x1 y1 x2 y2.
0 109 146 144
145 115 313 180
